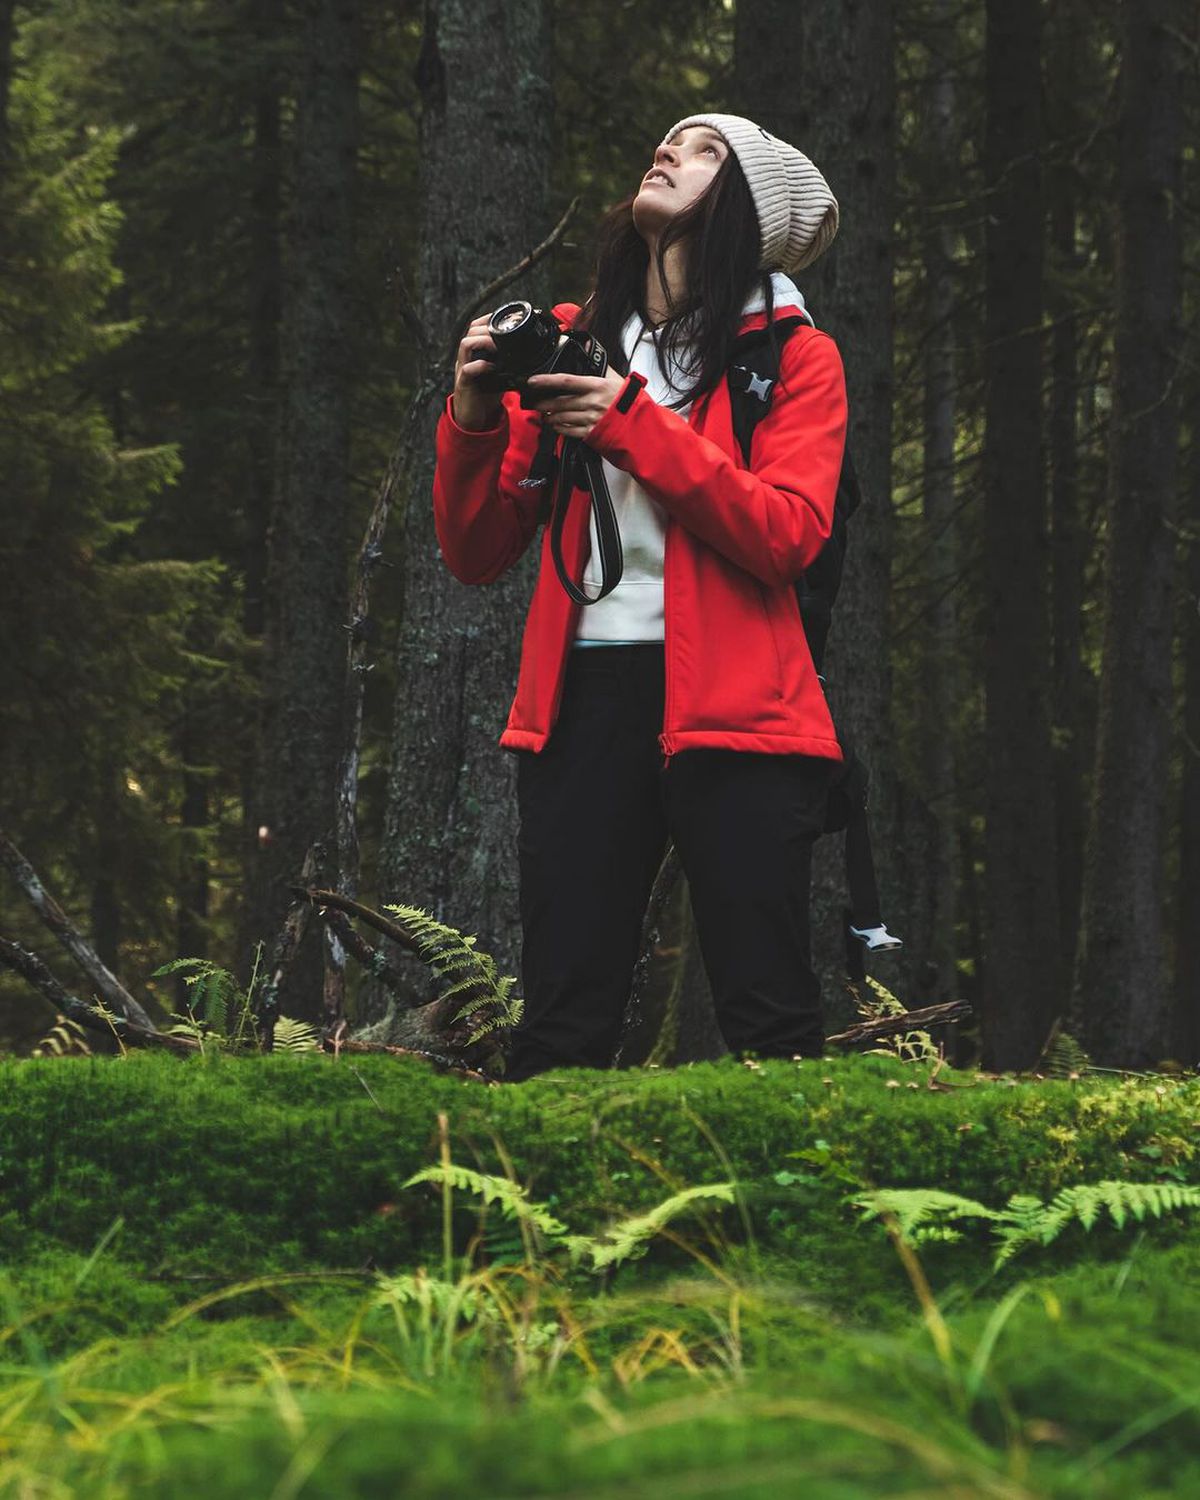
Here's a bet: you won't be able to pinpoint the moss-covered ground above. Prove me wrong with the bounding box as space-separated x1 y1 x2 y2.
1 1050 1197 1497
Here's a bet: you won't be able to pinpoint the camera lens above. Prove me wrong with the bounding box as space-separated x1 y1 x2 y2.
488 302 563 378
491 301 531 335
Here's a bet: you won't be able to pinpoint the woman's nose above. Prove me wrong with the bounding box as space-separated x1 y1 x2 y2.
654 143 678 168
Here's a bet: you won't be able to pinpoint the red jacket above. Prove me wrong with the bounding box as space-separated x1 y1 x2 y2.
432 297 847 770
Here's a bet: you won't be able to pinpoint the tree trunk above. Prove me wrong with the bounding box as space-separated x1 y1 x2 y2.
1073 0 1184 1068
254 0 361 1020
370 0 553 1029
1045 0 1091 997
1176 403 1200 1067
918 0 960 1010
238 0 285 988
981 0 1059 1070
1171 3 1200 1070
0 0 15 178
176 693 210 1010
733 0 900 1036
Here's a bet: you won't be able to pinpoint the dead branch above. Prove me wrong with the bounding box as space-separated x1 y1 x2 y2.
454 194 583 335
292 885 425 956
0 936 196 1054
826 999 972 1048
0 827 156 1030
313 906 411 997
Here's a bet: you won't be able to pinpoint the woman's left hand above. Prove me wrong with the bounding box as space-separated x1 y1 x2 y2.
525 369 629 442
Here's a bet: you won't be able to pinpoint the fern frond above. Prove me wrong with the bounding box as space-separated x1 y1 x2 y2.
32 1015 92 1058
401 1164 571 1240
989 1181 1200 1267
850 1188 1000 1244
579 1184 737 1272
273 1016 321 1053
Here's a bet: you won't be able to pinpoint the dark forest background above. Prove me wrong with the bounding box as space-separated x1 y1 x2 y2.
1 0 1197 1074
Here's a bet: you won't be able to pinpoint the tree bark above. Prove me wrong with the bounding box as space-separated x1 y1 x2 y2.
176 689 210 1011
1176 397 1200 1068
733 0 900 1034
981 0 1059 1069
1072 0 1184 1068
238 0 285 989
918 0 961 1011
254 0 362 1020
372 0 553 1027
1045 0 1092 996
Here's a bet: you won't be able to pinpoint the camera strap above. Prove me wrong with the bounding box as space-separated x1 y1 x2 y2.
549 436 624 605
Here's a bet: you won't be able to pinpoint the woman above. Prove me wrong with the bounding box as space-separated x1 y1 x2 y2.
433 113 848 1082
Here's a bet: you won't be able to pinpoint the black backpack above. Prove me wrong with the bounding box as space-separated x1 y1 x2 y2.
727 317 901 980
525 317 902 978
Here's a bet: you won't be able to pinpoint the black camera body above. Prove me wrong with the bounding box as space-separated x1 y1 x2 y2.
476 300 608 407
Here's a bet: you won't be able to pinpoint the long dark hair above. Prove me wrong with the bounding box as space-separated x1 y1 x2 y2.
574 151 780 411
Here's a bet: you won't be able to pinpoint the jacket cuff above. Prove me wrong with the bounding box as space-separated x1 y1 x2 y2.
589 371 646 449
442 392 508 440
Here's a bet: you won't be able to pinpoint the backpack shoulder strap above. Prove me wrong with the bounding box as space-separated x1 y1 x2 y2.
727 314 806 467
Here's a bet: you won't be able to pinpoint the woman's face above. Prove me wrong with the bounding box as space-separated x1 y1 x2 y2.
632 125 729 243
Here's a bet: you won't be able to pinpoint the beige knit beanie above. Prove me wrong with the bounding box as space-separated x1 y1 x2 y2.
659 113 839 275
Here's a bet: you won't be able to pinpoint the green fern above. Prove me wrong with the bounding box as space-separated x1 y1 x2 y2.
577 1184 737 1271
150 948 267 1051
850 1180 1200 1269
850 1188 1002 1245
402 1163 572 1240
854 975 940 1064
993 1181 1200 1266
32 1015 92 1058
273 1016 321 1053
1039 1025 1092 1079
383 904 524 1043
401 1162 735 1273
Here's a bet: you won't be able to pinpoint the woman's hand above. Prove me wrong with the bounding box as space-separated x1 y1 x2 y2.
451 315 504 431
526 368 629 442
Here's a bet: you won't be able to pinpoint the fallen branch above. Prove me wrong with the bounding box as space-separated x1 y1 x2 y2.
826 1000 972 1048
0 936 196 1054
0 828 156 1030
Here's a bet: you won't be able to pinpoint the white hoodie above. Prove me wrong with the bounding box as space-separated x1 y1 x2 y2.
572 272 815 645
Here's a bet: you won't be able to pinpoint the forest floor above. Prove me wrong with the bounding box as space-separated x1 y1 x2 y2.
0 1050 1197 1497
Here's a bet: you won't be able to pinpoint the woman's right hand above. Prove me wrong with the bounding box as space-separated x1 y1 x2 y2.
451 316 504 431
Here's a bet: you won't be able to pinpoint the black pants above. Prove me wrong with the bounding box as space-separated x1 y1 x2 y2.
507 643 834 1081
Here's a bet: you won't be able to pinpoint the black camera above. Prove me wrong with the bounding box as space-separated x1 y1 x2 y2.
475 300 608 406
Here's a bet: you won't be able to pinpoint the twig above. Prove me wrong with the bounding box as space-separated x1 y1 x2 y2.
0 828 156 1030
454 195 583 337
